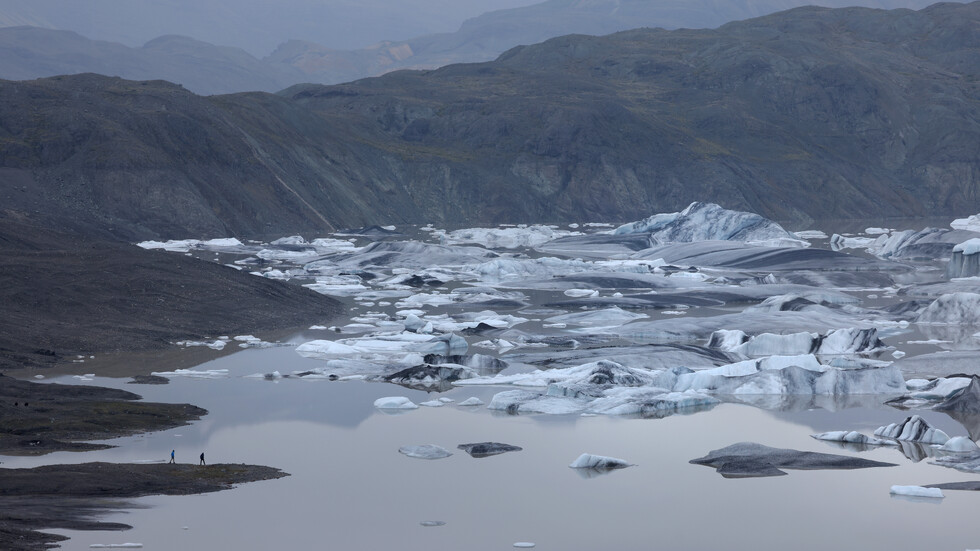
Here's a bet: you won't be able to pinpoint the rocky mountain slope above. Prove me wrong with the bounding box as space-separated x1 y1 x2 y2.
0 27 306 95
272 0 943 84
0 0 945 92
2 2 977 242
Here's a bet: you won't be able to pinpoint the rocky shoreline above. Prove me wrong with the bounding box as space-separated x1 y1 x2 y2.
0 373 289 550
0 462 289 550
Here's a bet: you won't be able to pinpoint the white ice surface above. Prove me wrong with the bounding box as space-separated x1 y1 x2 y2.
889 486 943 499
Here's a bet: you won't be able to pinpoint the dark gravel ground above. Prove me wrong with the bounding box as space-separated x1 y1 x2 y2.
0 463 288 550
0 215 342 373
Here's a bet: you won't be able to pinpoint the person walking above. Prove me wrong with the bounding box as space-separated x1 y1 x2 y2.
200 452 205 466
169 449 175 464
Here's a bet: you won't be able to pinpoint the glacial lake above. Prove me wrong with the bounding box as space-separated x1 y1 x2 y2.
10 210 980 550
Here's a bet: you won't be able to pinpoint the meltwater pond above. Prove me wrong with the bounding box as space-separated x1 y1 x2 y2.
19 205 980 549
13 345 980 551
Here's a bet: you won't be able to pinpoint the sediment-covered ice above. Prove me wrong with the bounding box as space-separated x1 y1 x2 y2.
613 202 806 247
916 293 980 325
707 328 887 356
457 442 523 457
874 415 950 445
690 442 897 478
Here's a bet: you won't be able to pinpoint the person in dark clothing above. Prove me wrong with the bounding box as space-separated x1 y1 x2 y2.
170 449 175 464
200 452 205 466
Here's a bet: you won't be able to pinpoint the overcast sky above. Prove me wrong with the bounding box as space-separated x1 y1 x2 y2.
0 0 543 55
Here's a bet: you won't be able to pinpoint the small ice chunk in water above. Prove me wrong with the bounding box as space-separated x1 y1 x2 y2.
890 485 944 499
938 436 980 453
419 400 445 407
420 520 446 527
374 397 419 409
89 545 143 549
564 288 598 298
568 453 632 470
513 543 536 548
458 397 485 406
398 445 453 459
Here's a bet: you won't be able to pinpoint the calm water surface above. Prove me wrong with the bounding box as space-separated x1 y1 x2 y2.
11 344 979 551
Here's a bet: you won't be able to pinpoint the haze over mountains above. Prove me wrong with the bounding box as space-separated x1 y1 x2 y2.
0 0 945 93
2 2 978 241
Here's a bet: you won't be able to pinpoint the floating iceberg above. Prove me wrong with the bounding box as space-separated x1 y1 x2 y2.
811 431 891 446
398 445 453 459
613 202 806 247
568 453 632 470
916 293 980 325
874 415 950 445
458 397 485 406
948 238 980 278
889 485 944 499
938 436 980 453
374 397 419 409
707 328 887 356
458 442 523 458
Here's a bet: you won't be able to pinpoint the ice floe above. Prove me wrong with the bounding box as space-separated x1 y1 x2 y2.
811 431 892 446
398 445 453 459
457 442 523 458
568 453 632 470
889 485 944 499
374 397 419 409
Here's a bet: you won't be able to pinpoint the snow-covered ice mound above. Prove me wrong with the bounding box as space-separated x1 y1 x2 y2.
613 202 806 247
916 293 980 325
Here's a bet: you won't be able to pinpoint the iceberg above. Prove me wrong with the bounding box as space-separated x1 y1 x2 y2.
889 485 944 499
458 397 485 406
374 397 419 410
707 328 887 356
937 436 980 453
811 431 891 446
916 293 980 325
613 202 806 247
457 442 523 458
874 415 950 445
948 238 980 278
568 453 632 470
398 445 453 459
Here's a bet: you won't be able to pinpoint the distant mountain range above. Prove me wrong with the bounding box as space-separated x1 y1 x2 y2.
2 2 977 241
0 0 946 93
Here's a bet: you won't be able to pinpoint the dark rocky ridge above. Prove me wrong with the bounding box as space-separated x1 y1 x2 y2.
2 3 978 242
0 373 205 454
0 215 342 370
